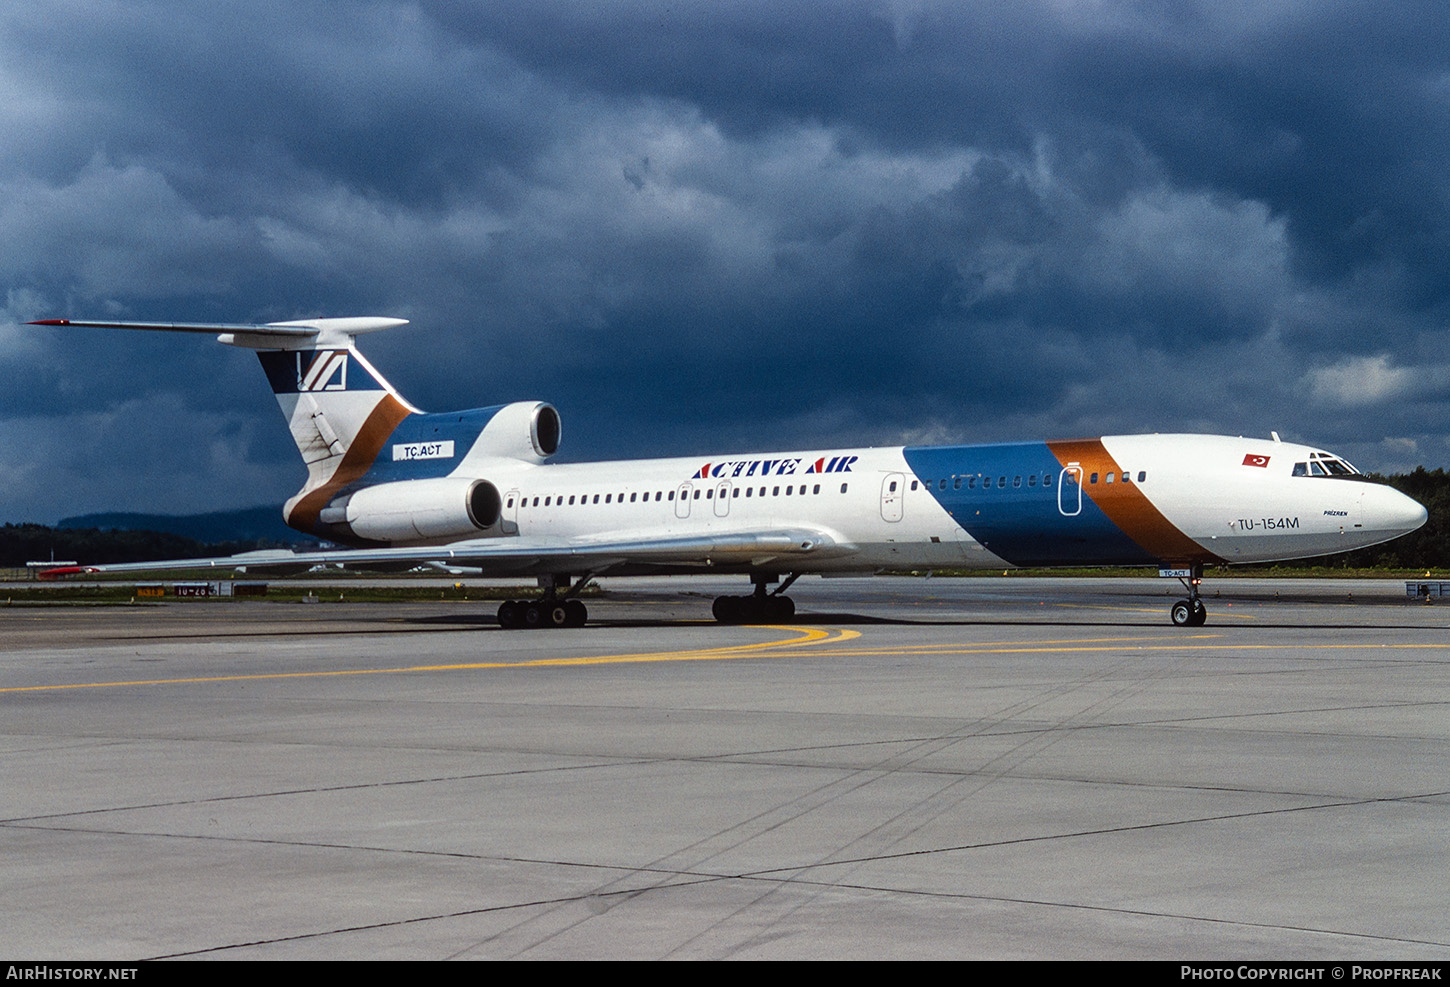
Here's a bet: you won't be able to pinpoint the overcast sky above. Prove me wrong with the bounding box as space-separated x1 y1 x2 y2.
2 0 1448 522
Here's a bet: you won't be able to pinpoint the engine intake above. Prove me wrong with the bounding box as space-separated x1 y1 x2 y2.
466 401 561 463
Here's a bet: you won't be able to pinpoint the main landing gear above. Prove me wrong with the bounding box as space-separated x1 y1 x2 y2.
497 575 589 629
713 574 799 624
1169 565 1208 627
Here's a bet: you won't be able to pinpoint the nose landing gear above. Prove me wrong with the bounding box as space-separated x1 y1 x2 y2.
1168 565 1207 627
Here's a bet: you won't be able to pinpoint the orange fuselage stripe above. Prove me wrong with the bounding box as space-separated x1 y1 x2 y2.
1045 438 1219 565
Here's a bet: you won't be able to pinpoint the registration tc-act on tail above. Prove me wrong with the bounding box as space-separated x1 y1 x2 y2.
31 317 1428 628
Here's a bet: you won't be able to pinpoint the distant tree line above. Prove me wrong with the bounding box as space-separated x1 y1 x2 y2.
4 469 1450 572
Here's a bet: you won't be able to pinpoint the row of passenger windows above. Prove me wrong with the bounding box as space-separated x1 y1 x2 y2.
1080 470 1147 485
504 468 1153 510
507 482 849 510
918 470 1146 491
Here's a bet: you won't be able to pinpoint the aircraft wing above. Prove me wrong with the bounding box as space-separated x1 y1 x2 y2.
38 528 857 580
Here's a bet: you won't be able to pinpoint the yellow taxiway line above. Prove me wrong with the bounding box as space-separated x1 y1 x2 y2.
0 624 860 694
7 625 1450 696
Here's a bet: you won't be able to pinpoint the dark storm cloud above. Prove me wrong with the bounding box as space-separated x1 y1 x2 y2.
1 1 1448 520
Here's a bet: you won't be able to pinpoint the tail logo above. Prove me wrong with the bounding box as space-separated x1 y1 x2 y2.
297 351 349 392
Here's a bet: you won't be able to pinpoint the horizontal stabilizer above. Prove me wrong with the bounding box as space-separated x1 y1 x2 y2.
30 317 408 349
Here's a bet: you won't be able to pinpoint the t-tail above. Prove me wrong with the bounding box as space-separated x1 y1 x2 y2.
29 317 561 544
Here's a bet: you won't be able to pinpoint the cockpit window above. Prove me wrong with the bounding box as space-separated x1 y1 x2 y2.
1293 453 1364 479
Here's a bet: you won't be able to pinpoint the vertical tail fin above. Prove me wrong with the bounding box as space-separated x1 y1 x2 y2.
256 342 420 537
257 344 417 465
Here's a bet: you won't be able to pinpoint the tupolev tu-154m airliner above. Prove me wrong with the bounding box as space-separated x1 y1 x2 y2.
31 316 1428 629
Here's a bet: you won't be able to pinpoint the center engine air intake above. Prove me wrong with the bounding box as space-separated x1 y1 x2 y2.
334 477 502 543
468 401 561 463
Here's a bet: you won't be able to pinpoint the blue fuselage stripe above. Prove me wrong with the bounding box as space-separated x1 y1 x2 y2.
902 443 1157 566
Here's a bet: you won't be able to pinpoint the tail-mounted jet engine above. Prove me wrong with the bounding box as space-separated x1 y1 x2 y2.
320 477 503 544
470 401 560 463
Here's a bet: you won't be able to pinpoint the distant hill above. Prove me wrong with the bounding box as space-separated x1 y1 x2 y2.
58 506 316 547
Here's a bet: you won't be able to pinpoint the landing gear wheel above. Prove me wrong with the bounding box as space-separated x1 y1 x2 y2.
713 594 795 624
498 597 587 629
522 602 545 629
712 596 741 623
1171 599 1207 627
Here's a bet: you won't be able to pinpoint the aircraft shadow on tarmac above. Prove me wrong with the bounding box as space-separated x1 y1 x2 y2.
396 609 1445 632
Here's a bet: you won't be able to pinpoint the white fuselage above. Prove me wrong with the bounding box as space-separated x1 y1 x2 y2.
437 434 1425 574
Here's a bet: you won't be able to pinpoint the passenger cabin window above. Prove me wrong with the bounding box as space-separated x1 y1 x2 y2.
1137 471 1146 482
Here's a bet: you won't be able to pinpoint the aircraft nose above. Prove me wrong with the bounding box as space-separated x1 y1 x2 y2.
1363 484 1428 536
